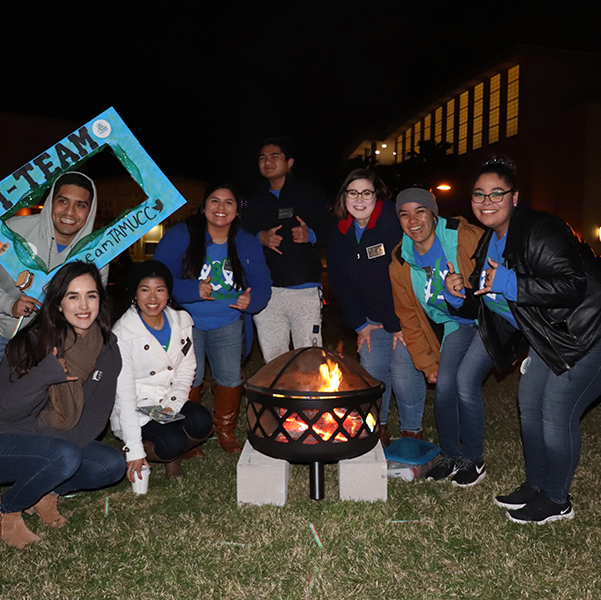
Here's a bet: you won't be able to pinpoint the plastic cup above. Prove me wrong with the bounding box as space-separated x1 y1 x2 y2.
131 465 151 494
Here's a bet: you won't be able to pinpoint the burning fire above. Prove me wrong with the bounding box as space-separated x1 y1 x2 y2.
318 360 342 392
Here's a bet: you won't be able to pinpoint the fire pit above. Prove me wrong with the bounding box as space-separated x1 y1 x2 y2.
244 347 384 500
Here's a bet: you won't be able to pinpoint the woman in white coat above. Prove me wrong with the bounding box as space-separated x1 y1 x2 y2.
111 261 213 479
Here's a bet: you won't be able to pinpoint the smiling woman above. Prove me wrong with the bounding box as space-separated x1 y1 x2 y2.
0 262 125 549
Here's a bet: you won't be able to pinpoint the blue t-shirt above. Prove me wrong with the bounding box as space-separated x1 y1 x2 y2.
141 310 172 350
481 232 518 329
413 236 472 325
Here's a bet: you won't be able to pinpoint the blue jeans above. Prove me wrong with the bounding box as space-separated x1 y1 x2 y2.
192 318 243 388
142 401 213 460
359 324 426 431
435 325 493 461
518 339 601 503
0 335 9 363
0 434 126 514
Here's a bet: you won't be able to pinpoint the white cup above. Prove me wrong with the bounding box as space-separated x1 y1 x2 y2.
131 465 151 494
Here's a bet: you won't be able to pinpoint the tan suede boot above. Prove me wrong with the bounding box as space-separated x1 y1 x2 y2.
379 423 391 447
143 440 186 478
24 494 67 527
213 384 243 453
0 512 41 549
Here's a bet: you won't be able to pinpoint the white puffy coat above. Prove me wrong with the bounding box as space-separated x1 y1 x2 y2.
111 306 196 461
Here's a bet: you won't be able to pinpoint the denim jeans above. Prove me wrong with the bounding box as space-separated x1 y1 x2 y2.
192 318 243 388
142 401 213 460
518 339 601 503
435 325 493 461
359 323 426 431
0 434 126 514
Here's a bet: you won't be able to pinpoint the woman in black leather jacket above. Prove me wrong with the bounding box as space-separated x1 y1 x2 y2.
446 157 601 524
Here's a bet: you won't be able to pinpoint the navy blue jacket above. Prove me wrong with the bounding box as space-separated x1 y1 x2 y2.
327 200 402 333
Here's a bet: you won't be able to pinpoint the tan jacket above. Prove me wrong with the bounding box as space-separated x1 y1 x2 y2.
389 216 483 379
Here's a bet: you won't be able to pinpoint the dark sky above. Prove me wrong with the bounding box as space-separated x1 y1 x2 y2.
2 2 599 194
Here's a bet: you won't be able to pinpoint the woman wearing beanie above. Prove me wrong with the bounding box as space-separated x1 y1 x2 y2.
111 260 213 479
447 157 601 523
389 187 491 486
327 169 426 445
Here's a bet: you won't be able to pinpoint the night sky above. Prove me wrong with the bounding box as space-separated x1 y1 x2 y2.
2 2 599 195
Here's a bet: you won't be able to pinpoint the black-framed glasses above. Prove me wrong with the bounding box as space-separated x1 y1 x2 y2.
471 189 513 203
346 189 375 200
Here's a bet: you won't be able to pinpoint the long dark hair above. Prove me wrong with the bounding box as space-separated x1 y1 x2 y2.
6 262 111 377
181 184 245 290
333 169 391 220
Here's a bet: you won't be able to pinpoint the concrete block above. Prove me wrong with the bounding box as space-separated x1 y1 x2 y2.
237 441 289 506
338 441 388 502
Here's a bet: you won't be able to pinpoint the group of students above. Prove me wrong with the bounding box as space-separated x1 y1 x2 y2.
1 157 601 550
327 157 601 526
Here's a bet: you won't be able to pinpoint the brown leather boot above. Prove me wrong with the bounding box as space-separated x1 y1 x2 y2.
0 512 41 549
401 429 424 440
213 384 243 453
183 426 214 459
379 423 391 447
24 494 67 527
143 440 186 478
188 382 206 405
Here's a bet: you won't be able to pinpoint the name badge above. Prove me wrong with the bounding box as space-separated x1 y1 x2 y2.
223 259 233 273
182 337 192 356
278 207 294 219
366 243 385 259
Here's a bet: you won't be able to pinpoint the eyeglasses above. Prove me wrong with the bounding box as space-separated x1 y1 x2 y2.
471 189 513 203
346 189 375 200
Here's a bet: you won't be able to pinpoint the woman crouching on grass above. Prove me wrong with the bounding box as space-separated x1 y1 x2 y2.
0 262 125 549
111 260 213 480
447 157 601 523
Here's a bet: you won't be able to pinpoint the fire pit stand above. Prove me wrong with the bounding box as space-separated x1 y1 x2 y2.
244 347 384 501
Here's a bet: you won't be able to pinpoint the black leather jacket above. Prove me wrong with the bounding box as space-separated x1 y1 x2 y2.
465 205 601 375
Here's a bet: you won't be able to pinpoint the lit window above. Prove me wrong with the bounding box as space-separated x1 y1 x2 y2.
446 99 455 154
435 107 443 143
458 91 469 155
414 121 421 154
424 114 432 141
489 73 501 144
506 64 519 138
396 134 404 163
405 128 412 158
473 82 483 150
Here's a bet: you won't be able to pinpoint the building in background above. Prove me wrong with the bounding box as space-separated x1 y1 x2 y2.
346 46 601 253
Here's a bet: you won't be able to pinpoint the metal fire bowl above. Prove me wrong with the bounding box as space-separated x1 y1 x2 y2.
244 385 383 463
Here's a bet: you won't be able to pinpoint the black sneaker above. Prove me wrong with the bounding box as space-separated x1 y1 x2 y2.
507 492 574 525
495 482 539 509
425 455 458 481
451 458 486 487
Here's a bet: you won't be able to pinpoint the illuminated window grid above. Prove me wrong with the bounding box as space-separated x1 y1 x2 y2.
446 99 455 154
424 114 431 141
489 73 501 144
396 134 404 163
473 82 484 150
458 91 469 155
506 64 519 138
434 107 443 143
414 121 421 154
405 128 412 158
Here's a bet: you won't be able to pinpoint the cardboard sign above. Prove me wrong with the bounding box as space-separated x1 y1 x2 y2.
0 107 186 300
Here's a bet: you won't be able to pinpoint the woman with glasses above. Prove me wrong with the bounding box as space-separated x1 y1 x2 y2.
447 156 601 523
389 188 489 486
327 169 426 445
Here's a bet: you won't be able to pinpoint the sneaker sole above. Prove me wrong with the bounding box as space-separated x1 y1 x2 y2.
452 471 486 487
507 507 575 525
426 467 459 482
494 498 527 510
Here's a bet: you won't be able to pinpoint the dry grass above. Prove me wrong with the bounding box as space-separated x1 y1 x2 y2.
2 309 601 599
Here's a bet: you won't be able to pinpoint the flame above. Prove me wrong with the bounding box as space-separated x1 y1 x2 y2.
318 360 342 392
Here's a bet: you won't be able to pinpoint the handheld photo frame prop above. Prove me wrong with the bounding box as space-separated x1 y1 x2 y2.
0 107 186 301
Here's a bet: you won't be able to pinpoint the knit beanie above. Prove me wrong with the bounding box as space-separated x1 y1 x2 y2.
395 188 438 216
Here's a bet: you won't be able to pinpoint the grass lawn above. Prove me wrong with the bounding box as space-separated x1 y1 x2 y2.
2 305 601 599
